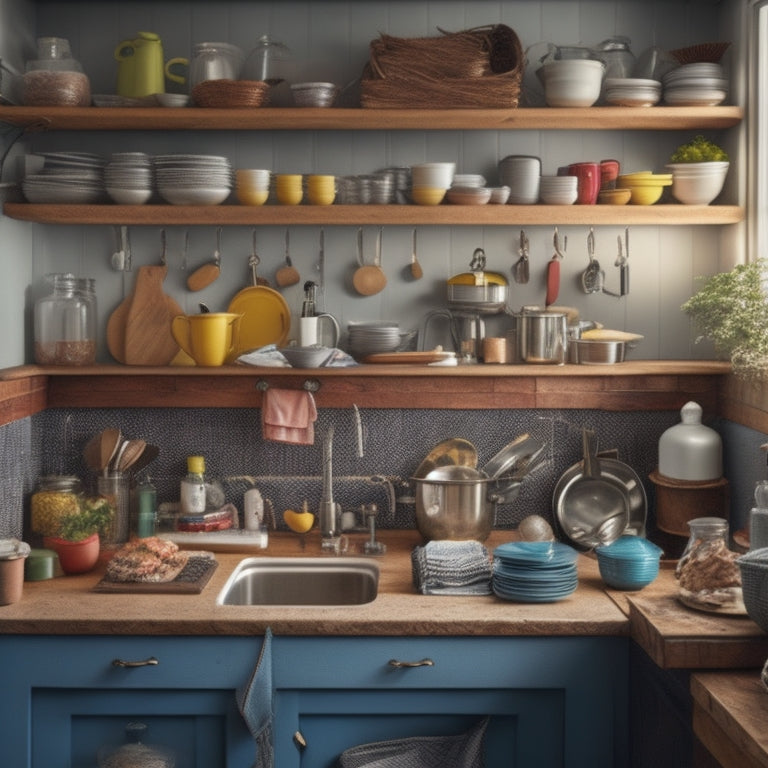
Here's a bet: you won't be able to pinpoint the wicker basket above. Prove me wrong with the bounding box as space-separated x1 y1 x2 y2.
360 24 523 109
737 548 768 632
192 79 270 108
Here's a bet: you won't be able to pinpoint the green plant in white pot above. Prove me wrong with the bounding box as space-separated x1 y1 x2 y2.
666 135 729 205
682 259 768 379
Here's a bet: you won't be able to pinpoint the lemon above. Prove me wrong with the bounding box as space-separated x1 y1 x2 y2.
283 504 315 534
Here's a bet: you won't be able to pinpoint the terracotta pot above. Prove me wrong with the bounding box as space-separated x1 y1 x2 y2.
43 533 100 574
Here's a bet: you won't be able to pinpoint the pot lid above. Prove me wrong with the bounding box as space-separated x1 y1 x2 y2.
448 247 508 287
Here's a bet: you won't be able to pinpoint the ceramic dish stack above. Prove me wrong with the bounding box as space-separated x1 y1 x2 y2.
22 151 106 203
154 154 233 205
539 175 578 205
104 152 154 205
594 535 663 590
491 541 579 603
603 78 662 107
497 155 541 204
662 63 728 106
347 322 400 359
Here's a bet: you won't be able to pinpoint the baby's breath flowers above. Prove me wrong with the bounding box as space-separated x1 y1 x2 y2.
682 259 768 379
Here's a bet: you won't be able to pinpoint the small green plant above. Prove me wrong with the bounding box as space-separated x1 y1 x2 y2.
682 259 768 379
670 135 729 163
58 495 113 542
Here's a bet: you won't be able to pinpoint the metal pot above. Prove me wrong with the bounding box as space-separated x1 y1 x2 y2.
446 248 508 314
518 309 567 364
413 465 498 542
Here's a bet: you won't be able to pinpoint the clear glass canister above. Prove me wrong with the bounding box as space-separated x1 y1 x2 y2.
34 273 97 365
31 475 82 537
23 36 91 106
675 516 744 612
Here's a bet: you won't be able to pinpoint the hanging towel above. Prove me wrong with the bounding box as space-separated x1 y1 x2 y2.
261 388 317 444
411 540 492 596
236 628 274 768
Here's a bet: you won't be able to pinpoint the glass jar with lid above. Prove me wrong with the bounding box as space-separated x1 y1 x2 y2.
675 516 745 613
23 36 91 106
30 475 82 538
34 273 97 365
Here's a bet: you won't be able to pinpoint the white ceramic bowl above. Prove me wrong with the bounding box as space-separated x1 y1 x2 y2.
156 93 190 108
542 59 604 107
446 186 492 205
411 162 455 189
106 187 153 205
666 162 729 205
291 82 338 107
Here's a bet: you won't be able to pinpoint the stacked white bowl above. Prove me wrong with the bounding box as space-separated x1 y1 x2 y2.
498 155 541 204
662 63 728 106
603 78 662 107
105 152 154 205
541 59 605 107
347 322 401 359
451 174 486 188
154 154 233 205
410 162 455 203
665 161 729 205
539 175 578 205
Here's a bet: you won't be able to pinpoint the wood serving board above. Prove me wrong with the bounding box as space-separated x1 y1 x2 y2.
362 351 454 364
92 552 218 594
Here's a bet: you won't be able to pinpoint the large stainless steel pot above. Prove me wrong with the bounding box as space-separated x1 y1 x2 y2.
446 248 508 314
518 309 567 364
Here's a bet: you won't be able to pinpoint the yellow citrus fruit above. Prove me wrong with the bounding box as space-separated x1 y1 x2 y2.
283 508 315 534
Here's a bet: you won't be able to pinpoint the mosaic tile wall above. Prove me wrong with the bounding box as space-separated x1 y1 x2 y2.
0 406 707 540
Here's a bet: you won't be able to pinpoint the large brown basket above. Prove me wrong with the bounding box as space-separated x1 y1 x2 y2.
360 24 524 109
192 79 270 108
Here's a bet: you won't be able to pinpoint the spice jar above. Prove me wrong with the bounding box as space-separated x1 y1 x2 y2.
23 36 91 106
30 475 82 537
675 516 745 613
34 273 97 365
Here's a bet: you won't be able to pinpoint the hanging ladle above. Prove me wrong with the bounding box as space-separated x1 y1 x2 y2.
352 227 387 296
580 227 604 294
276 229 301 287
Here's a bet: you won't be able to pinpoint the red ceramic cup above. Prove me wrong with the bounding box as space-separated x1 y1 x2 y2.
567 162 601 204
600 159 620 190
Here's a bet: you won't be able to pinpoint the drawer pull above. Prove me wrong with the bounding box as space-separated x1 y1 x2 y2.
111 656 159 668
293 730 307 750
388 658 434 668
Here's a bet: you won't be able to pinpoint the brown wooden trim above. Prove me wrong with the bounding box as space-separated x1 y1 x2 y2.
0 375 48 425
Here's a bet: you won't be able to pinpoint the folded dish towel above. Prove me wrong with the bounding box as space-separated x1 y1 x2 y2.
411 540 492 596
261 388 317 444
236 628 274 768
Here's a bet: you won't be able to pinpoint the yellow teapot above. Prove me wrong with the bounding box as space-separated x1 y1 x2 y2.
115 31 187 98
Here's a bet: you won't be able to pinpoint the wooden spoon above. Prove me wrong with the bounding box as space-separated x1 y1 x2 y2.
187 227 222 292
128 443 159 478
118 438 147 472
100 428 121 475
352 227 387 296
410 228 423 280
275 229 300 287
83 433 103 473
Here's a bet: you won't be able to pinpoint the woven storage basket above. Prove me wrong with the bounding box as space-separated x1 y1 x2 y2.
737 548 768 632
360 24 523 109
192 79 270 108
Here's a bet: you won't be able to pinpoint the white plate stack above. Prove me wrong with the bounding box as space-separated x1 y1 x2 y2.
662 63 728 106
347 322 401 359
22 151 106 204
603 78 662 107
154 154 233 205
105 152 154 205
539 174 578 205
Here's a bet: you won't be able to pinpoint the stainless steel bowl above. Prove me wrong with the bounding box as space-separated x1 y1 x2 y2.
569 339 626 364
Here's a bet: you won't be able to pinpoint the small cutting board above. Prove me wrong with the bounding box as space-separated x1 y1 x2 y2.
124 265 183 365
93 552 218 594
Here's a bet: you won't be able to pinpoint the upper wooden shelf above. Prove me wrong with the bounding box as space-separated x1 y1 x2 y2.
0 105 744 132
3 203 744 226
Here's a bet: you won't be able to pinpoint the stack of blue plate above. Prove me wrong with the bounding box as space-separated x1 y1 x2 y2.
595 535 663 590
492 541 579 603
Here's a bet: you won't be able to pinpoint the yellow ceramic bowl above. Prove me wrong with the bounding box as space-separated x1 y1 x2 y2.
411 186 447 206
623 185 664 205
276 188 304 205
236 188 270 206
597 188 632 205
307 190 336 206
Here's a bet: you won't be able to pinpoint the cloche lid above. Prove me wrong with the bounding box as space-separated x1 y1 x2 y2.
658 401 722 481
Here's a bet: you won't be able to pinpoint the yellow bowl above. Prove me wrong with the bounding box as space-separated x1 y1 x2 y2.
236 188 269 206
307 190 336 206
624 185 664 205
597 188 632 205
411 187 446 206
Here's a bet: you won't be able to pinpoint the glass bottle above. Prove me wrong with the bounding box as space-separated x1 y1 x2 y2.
243 34 291 84
136 477 157 538
180 455 206 515
34 273 96 366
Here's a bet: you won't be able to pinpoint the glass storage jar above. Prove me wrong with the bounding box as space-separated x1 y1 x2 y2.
34 273 97 365
675 516 745 613
23 36 91 106
30 474 82 537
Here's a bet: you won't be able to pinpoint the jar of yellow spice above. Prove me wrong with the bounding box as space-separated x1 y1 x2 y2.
30 475 82 538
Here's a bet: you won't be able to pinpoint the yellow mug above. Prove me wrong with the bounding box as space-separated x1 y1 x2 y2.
171 312 242 367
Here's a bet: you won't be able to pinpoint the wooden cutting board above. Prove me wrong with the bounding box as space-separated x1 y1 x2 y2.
123 265 183 366
93 552 218 594
106 295 131 364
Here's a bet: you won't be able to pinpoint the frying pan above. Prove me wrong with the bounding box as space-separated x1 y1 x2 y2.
552 429 635 551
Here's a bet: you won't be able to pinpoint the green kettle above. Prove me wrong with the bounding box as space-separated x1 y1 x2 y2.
114 31 187 98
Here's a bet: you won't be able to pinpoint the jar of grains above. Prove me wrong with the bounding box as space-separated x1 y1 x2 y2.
34 273 97 365
30 475 82 538
22 36 91 106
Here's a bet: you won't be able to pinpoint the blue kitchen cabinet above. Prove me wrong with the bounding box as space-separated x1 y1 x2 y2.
272 636 630 768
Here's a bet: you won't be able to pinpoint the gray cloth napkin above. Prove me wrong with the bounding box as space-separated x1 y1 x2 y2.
236 627 274 768
411 540 492 595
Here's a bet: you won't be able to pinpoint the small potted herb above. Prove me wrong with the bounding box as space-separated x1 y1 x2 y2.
682 259 768 379
666 135 730 205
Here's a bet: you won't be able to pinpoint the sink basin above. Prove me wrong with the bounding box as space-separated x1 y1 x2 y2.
216 557 380 606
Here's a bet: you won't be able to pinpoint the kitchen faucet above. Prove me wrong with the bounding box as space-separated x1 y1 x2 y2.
318 424 341 547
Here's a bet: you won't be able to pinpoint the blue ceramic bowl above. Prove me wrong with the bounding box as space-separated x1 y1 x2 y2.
595 535 663 590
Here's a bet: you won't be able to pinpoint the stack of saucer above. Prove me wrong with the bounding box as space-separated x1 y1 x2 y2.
663 63 728 106
105 152 154 205
154 154 233 205
347 322 400 359
492 541 579 603
22 151 106 203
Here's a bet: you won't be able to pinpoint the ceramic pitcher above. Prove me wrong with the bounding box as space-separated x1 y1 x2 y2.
115 31 187 98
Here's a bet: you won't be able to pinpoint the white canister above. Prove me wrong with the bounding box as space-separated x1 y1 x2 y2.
658 401 722 481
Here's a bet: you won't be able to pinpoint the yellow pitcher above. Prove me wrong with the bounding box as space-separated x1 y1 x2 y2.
115 31 187 98
171 313 242 367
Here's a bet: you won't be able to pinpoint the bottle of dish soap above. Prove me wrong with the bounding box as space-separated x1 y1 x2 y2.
180 455 206 516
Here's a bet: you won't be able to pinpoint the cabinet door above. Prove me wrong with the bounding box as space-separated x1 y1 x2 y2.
273 636 629 768
0 635 259 768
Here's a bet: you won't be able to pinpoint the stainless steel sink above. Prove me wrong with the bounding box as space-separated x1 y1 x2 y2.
216 557 380 606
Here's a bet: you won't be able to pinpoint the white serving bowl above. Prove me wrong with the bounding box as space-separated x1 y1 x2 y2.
411 162 456 189
666 162 729 205
106 187 153 205
542 59 604 107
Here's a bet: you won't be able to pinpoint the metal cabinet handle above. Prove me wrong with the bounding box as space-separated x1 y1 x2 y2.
111 656 159 668
388 658 434 668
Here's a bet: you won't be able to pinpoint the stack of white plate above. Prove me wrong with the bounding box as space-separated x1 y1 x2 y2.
662 63 728 106
497 155 541 204
451 174 486 188
22 151 106 203
154 154 233 205
347 322 400 359
603 78 662 107
539 174 578 205
105 152 154 205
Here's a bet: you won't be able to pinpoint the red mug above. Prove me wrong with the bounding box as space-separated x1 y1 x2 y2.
600 159 620 190
567 162 601 204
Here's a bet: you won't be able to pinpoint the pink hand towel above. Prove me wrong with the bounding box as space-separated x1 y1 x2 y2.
261 388 317 445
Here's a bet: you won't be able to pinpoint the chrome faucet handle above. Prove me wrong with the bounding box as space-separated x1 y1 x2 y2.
362 503 386 555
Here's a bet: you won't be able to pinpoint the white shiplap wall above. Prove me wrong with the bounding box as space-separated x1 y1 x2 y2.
0 0 737 367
